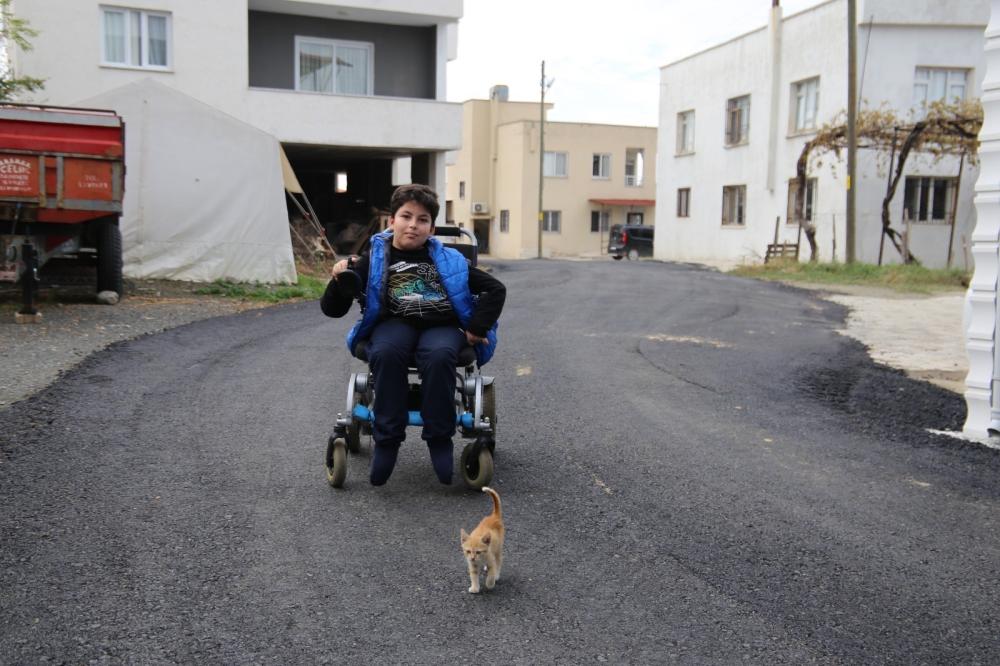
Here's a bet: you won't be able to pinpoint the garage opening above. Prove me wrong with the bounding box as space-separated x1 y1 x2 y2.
282 143 431 255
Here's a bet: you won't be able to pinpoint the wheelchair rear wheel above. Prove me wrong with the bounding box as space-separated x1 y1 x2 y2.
325 436 347 488
460 442 494 489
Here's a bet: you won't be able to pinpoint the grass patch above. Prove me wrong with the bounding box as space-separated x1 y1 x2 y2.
195 273 327 302
729 260 970 293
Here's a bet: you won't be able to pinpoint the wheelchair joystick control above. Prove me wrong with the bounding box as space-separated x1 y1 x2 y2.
337 255 362 298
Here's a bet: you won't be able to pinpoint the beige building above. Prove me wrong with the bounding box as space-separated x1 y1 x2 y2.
446 87 657 259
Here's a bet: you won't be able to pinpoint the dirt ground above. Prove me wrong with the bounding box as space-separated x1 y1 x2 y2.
796 283 967 394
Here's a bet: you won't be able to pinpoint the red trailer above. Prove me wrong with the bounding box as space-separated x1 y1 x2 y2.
0 103 125 316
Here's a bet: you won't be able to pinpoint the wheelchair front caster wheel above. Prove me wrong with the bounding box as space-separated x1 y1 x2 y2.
326 436 347 488
460 443 494 489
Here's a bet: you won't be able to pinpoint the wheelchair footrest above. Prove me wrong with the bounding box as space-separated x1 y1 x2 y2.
352 404 474 429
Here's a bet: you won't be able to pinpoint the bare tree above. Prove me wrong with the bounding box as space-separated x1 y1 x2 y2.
794 99 981 263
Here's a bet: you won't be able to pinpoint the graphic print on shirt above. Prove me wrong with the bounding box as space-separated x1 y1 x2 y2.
386 260 454 319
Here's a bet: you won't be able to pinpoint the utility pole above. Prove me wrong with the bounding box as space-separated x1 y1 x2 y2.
846 0 857 262
537 60 546 258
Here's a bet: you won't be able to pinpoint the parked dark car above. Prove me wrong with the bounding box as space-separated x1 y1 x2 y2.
608 224 654 260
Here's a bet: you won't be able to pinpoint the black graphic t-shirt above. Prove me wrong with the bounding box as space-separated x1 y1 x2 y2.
385 247 458 328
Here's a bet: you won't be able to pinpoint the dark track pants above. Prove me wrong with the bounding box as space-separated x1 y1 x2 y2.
367 318 464 446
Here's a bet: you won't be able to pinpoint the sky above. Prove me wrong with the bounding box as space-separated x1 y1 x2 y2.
447 0 829 127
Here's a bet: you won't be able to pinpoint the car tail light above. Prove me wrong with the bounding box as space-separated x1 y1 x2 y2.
621 231 628 244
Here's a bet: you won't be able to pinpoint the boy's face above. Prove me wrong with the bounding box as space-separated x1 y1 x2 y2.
390 200 434 251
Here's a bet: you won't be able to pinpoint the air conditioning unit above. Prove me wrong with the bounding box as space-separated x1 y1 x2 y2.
472 202 489 215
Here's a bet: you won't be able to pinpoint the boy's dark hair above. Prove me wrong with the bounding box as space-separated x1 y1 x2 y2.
389 184 439 221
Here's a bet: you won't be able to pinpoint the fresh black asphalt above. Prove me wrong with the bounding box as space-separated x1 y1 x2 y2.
1 259 997 663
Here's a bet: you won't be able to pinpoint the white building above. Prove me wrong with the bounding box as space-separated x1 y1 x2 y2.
9 1 462 281
655 0 988 269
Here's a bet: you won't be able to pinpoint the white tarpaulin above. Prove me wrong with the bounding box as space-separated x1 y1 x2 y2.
78 79 296 283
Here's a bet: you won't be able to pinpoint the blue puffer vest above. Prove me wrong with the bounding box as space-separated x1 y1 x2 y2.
346 231 499 366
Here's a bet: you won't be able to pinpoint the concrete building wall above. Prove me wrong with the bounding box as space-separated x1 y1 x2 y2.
656 0 986 268
447 95 657 259
11 0 462 155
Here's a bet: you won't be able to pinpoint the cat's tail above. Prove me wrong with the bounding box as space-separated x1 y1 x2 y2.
482 486 502 519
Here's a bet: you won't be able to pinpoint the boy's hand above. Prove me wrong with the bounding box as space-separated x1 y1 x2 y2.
465 330 486 346
332 256 358 277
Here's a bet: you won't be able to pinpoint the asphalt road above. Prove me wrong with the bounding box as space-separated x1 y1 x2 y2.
1 259 998 664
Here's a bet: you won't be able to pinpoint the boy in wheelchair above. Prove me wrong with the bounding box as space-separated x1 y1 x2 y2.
321 184 506 485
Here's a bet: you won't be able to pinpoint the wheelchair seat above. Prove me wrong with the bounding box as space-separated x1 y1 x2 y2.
351 339 478 367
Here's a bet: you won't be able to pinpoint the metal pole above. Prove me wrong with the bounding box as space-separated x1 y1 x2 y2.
846 0 857 263
537 60 545 259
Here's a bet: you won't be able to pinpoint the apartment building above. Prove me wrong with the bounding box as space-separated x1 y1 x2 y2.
447 87 656 259
656 0 988 268
10 1 463 280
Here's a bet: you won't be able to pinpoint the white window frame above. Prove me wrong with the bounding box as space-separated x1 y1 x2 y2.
676 110 695 155
725 95 750 146
624 148 645 187
677 188 690 218
791 77 819 133
543 152 568 178
592 153 611 179
903 176 958 225
913 67 968 108
499 209 510 233
542 210 561 233
722 185 746 226
786 178 817 224
294 36 374 96
100 6 172 70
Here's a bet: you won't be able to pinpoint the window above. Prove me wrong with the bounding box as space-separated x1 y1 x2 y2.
295 37 373 95
913 67 968 108
459 181 465 200
903 176 957 224
543 152 567 177
542 210 561 233
725 95 750 146
625 148 644 187
677 188 690 218
100 7 171 69
791 77 819 132
590 210 610 233
786 178 817 224
627 212 644 226
676 110 695 154
721 185 746 226
499 209 510 233
592 153 611 179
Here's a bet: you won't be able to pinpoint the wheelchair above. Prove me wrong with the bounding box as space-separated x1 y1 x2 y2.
324 226 498 489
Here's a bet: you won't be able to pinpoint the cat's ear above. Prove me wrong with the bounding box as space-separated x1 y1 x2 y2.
460 529 469 542
482 534 491 544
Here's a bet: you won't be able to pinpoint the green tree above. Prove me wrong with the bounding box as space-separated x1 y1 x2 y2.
0 0 44 100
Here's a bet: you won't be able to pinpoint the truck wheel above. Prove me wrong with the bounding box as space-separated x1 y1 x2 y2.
627 248 639 261
97 219 123 296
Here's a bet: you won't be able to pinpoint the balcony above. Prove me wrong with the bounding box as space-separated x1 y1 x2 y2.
244 87 462 151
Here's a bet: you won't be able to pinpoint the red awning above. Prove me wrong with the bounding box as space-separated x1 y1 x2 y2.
588 198 655 207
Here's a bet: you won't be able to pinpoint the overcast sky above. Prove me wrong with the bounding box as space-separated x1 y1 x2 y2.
447 0 829 126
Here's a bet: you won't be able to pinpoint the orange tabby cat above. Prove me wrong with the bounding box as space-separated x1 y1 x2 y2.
460 486 504 594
